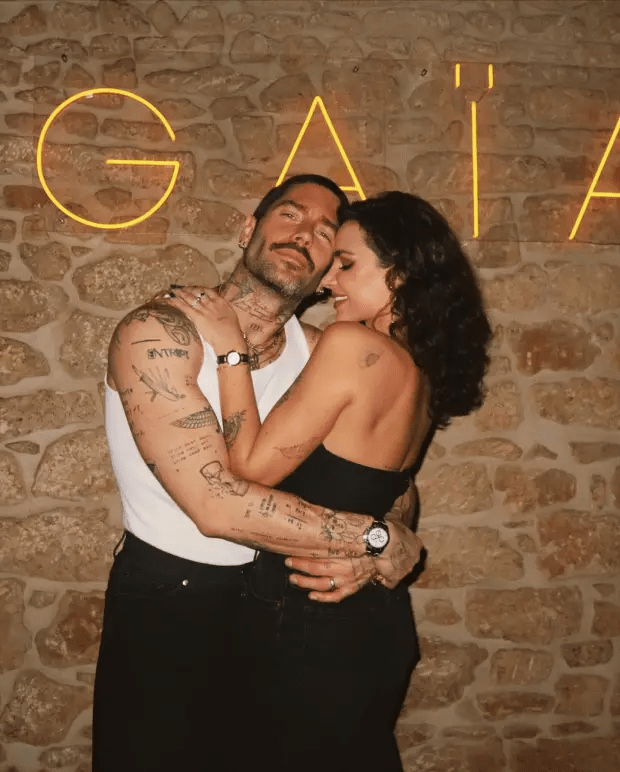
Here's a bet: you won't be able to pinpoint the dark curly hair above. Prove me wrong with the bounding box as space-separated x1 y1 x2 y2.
342 191 491 429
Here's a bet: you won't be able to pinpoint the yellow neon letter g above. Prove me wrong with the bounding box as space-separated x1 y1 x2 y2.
37 88 180 230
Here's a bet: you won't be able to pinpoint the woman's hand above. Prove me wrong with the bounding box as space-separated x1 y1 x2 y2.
165 286 247 354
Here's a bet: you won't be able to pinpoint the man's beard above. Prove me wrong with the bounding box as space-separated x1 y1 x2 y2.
242 237 318 301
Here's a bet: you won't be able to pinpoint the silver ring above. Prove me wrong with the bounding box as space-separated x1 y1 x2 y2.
191 292 205 308
328 577 336 591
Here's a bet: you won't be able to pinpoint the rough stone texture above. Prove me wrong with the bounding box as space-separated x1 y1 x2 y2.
59 311 118 380
173 197 245 239
537 510 620 579
512 737 620 772
424 598 461 626
0 579 31 674
494 467 576 513
401 637 487 711
399 736 506 772
474 380 523 430
0 508 119 581
0 336 49 386
531 379 620 430
554 674 608 716
33 428 116 500
0 280 68 332
417 463 493 516
35 590 104 667
453 438 523 460
0 450 27 505
465 587 583 644
509 321 600 375
477 691 555 720
416 526 523 588
591 601 620 638
490 648 554 686
570 442 620 464
0 389 97 442
0 1 619 765
0 669 90 745
561 640 613 668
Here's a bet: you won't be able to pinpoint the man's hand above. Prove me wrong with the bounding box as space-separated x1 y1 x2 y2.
284 555 377 603
374 520 423 589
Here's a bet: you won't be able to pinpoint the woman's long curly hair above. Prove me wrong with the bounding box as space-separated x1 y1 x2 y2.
342 191 492 429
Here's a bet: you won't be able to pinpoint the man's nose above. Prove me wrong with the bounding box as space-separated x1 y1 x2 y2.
292 224 312 247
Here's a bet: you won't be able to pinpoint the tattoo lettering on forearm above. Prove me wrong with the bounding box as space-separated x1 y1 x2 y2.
361 351 381 368
276 436 321 459
168 435 216 465
199 460 250 498
171 407 221 430
222 410 246 449
133 365 185 402
148 348 190 359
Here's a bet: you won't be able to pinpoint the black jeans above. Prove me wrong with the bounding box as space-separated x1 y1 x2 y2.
92 532 249 772
238 552 420 772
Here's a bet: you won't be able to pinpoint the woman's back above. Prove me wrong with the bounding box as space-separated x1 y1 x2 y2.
315 322 432 473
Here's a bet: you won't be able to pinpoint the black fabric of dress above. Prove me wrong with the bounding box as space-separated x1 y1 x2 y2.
240 444 420 772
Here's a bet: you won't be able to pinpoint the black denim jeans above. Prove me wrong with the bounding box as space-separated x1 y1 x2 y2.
92 532 249 772
238 551 420 772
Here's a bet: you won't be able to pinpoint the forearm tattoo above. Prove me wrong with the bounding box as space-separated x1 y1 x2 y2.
222 410 246 450
172 407 221 431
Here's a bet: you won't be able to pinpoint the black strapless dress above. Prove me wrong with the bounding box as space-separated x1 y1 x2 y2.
241 444 420 772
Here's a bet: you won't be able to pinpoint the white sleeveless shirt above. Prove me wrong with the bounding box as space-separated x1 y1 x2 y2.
105 316 310 565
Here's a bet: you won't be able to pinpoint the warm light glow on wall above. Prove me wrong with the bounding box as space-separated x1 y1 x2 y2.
276 96 366 200
569 115 620 240
37 88 180 229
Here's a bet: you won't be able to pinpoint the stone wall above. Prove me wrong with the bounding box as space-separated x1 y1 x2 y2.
0 1 619 770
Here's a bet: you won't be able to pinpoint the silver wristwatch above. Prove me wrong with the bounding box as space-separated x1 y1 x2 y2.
216 350 251 367
362 520 390 556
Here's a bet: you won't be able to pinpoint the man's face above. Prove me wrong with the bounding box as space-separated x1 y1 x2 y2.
240 183 341 301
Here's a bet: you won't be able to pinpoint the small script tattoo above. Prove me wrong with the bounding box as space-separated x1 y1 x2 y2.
172 407 221 430
148 347 189 360
276 436 321 459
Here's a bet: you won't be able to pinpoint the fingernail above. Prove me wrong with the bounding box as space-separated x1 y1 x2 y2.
289 576 298 585
170 284 184 289
284 558 292 567
168 291 176 298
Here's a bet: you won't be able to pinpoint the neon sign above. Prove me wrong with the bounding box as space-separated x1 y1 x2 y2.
36 88 180 230
36 85 620 240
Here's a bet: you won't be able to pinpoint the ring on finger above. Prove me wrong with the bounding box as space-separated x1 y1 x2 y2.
328 576 336 591
191 291 206 308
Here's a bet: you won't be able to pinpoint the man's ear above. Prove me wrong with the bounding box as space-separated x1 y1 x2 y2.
239 216 257 248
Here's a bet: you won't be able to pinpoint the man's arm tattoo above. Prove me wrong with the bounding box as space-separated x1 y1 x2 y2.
133 365 185 402
172 407 221 431
222 410 246 450
199 460 250 498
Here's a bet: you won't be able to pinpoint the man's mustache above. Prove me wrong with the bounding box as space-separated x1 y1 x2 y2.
270 242 314 272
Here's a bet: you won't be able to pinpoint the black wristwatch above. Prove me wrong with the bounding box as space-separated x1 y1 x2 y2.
363 519 390 556
216 350 251 367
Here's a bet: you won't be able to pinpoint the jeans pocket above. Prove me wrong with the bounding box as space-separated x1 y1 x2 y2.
107 558 189 600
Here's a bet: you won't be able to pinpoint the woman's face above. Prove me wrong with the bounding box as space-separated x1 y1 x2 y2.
322 221 394 331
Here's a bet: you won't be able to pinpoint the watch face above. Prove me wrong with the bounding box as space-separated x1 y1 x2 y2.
227 351 241 366
368 525 389 549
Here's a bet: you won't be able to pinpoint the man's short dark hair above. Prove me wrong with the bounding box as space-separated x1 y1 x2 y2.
253 174 349 224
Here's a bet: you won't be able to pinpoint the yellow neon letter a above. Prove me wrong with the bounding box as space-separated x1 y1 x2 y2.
569 115 620 240
276 96 366 200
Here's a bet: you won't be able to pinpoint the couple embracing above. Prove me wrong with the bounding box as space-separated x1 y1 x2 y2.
94 174 491 772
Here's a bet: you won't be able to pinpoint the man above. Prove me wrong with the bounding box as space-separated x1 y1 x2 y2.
93 174 422 771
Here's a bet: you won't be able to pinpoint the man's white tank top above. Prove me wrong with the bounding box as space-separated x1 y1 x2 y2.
105 315 310 565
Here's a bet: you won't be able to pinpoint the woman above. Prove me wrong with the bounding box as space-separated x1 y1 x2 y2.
166 191 491 771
